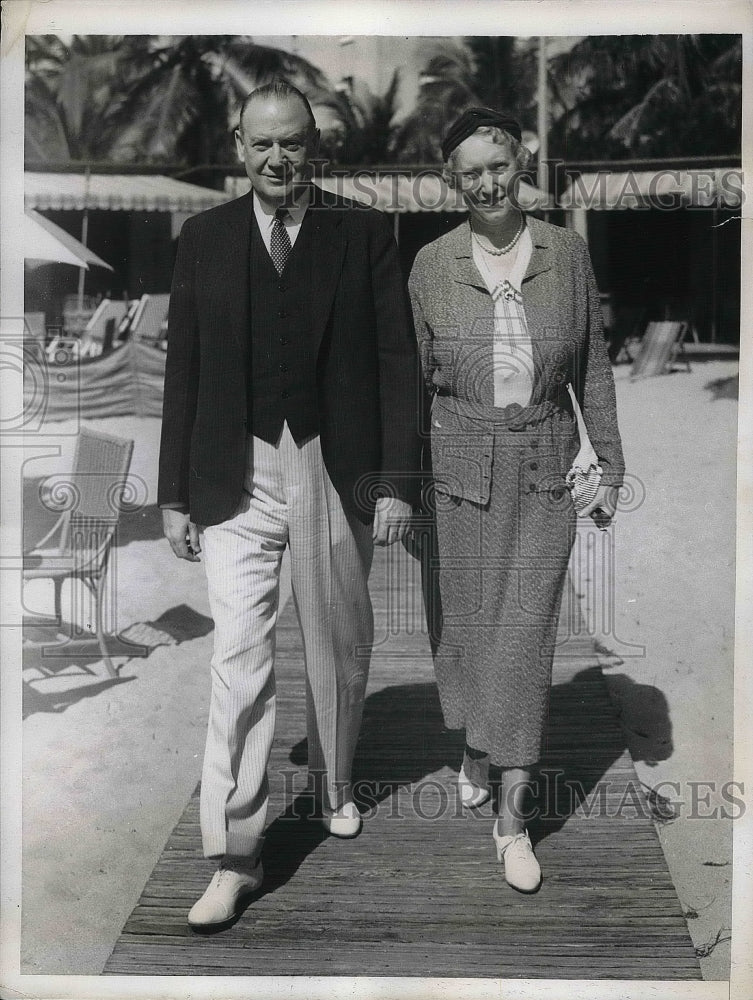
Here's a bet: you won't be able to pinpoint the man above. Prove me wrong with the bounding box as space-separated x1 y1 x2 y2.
158 81 420 928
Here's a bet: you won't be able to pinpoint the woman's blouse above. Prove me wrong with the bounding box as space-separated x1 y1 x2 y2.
471 226 534 409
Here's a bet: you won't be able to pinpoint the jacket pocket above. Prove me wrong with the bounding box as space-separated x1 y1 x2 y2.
429 399 493 506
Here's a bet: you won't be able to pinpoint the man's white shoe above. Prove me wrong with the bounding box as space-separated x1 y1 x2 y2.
320 800 362 838
187 859 264 928
492 826 542 893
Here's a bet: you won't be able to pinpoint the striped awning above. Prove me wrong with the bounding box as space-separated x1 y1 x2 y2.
561 168 744 210
225 173 552 213
25 171 552 215
25 173 228 213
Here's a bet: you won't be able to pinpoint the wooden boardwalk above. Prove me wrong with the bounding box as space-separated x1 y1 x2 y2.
105 545 700 979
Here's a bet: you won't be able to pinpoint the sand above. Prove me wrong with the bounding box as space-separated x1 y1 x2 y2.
18 359 739 980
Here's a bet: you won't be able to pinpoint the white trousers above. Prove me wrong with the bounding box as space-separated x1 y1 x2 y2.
200 424 374 859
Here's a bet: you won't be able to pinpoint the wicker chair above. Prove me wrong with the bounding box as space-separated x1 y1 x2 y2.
23 428 139 677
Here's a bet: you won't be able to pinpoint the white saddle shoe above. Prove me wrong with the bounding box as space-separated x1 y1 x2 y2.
458 763 492 809
320 800 362 838
458 750 491 809
187 859 264 928
492 826 542 893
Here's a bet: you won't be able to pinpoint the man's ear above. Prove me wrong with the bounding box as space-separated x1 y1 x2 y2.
234 128 245 162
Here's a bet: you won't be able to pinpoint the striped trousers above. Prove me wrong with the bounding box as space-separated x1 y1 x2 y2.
200 424 374 859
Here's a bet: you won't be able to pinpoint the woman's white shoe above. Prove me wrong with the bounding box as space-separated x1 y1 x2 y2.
458 754 491 809
492 826 542 893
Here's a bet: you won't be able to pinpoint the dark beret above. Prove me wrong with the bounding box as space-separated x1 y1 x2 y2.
441 107 523 161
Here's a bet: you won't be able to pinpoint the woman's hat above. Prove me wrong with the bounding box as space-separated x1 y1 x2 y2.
441 107 523 161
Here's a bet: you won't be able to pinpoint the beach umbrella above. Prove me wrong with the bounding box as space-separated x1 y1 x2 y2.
24 209 113 270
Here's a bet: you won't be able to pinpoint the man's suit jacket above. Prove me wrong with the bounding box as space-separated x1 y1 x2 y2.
158 185 421 527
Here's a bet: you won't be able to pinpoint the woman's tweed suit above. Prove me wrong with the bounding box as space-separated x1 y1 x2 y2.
408 217 624 766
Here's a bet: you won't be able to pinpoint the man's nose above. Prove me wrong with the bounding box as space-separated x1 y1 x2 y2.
268 143 285 168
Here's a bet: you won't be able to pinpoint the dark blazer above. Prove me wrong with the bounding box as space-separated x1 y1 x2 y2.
158 185 421 526
408 216 625 494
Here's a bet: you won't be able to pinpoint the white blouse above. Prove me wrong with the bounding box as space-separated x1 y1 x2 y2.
471 226 534 409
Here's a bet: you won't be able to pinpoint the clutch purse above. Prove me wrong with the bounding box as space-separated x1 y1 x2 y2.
565 462 610 529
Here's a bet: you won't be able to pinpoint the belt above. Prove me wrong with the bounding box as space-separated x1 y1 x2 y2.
434 389 570 430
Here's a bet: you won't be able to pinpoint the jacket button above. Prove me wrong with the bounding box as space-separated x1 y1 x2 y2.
279 363 288 373
531 440 539 449
528 482 537 491
281 390 290 399
280 337 289 346
530 462 539 471
278 310 287 319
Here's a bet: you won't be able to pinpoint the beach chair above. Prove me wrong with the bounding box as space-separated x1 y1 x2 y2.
80 299 129 357
114 298 141 344
129 293 170 345
23 428 139 678
630 321 691 379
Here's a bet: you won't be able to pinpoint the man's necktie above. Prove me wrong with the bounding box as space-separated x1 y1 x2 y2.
270 208 292 275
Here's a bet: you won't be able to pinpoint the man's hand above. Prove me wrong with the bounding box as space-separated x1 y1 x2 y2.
162 508 202 562
373 496 413 547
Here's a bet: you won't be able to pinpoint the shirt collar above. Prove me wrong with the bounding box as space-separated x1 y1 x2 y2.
252 187 311 229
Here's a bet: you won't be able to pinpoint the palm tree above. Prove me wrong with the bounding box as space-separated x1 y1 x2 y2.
546 35 742 160
388 41 479 164
109 35 333 170
328 71 401 165
25 34 341 173
386 38 537 166
25 35 132 164
466 36 536 119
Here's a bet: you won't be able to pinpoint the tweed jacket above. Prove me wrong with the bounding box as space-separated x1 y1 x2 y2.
408 216 625 504
158 185 421 527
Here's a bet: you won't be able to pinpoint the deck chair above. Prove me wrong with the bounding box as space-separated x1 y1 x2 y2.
129 293 170 344
23 428 140 677
80 299 129 357
630 321 691 379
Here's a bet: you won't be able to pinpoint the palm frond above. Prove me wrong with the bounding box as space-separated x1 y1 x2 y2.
608 77 682 147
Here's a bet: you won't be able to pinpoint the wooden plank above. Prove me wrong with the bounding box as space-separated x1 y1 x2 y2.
104 549 701 979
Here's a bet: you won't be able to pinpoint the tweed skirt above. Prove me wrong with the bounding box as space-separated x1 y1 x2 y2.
429 408 578 768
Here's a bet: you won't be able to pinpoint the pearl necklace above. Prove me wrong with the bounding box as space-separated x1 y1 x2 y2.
471 216 525 255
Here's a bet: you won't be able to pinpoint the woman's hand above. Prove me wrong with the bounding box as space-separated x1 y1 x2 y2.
580 483 620 524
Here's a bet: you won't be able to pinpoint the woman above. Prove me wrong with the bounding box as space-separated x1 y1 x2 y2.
408 108 624 892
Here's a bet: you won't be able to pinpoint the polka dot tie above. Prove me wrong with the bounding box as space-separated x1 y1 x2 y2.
270 208 292 275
